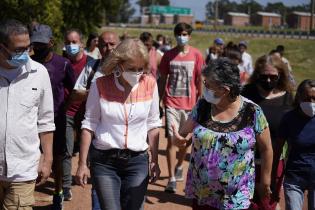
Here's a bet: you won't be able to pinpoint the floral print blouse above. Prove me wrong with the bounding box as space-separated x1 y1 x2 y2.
185 97 268 209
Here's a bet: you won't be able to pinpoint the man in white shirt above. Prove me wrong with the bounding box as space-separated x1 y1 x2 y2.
239 41 254 76
0 19 54 209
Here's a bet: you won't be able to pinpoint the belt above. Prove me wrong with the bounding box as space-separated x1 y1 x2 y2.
97 148 147 160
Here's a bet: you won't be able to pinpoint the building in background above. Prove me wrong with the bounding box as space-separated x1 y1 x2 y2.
251 11 281 28
224 12 250 27
287 11 315 31
141 5 193 25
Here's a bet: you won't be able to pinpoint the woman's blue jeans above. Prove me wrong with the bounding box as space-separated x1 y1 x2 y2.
284 181 315 210
90 146 149 210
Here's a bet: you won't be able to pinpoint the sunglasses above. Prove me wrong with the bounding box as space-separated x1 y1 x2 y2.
259 74 279 82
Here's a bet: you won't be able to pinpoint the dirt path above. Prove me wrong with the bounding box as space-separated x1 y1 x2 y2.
33 127 307 210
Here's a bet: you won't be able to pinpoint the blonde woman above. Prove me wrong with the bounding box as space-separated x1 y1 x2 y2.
76 39 161 210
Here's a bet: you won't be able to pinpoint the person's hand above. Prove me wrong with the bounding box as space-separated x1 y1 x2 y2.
258 183 272 199
75 163 90 188
149 162 161 183
36 158 52 186
171 124 191 148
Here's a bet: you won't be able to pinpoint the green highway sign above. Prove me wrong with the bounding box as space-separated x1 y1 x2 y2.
149 5 192 15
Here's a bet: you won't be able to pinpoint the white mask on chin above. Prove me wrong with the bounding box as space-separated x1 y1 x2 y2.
122 71 143 87
203 87 221 104
300 102 315 117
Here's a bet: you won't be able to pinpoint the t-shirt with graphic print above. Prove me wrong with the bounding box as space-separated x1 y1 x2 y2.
185 97 268 209
159 46 204 111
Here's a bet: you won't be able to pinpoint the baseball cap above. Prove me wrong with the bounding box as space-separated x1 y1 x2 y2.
238 41 248 48
214 38 224 45
30 24 53 44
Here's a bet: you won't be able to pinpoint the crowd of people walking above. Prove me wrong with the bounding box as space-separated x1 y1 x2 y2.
0 18 314 210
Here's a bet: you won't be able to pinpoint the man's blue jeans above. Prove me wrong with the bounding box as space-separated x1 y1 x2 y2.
89 145 149 210
284 181 315 210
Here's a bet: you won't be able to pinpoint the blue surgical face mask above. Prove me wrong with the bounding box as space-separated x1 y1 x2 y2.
176 35 189 46
203 87 221 104
65 44 80 56
7 52 29 68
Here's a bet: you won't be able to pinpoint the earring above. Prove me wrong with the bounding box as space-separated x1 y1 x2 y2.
113 68 122 77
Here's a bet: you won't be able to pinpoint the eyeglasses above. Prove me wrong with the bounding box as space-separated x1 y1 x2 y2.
2 44 30 57
259 74 279 82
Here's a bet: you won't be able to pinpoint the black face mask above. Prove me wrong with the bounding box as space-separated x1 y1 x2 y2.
258 78 278 92
32 47 51 62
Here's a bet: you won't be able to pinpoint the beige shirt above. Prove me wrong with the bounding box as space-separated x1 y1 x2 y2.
0 59 55 181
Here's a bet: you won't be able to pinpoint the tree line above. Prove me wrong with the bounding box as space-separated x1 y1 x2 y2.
0 0 169 39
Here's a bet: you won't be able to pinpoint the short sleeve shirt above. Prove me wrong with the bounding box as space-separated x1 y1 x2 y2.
159 46 204 110
185 97 268 209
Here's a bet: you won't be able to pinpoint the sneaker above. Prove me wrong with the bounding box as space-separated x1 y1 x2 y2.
52 193 64 210
175 167 184 182
63 188 72 201
165 180 176 193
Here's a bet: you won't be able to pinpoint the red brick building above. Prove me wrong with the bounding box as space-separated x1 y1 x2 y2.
252 12 281 28
224 12 250 26
287 11 315 31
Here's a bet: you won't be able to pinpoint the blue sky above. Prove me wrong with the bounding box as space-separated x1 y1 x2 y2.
130 0 309 20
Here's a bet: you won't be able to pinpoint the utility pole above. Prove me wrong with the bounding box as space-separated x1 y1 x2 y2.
310 0 314 33
214 0 219 30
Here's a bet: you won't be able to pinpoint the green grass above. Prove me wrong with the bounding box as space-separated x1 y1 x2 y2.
104 27 314 85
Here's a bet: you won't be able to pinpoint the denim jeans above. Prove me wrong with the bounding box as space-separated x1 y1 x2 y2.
62 115 75 189
90 145 149 210
284 181 315 210
92 188 101 210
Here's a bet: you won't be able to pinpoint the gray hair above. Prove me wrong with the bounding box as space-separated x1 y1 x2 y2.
0 19 29 45
64 28 83 42
202 57 241 99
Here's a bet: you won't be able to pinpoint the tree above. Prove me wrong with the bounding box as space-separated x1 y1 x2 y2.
265 2 288 24
205 1 215 20
205 0 239 20
103 0 124 23
0 0 126 38
0 0 63 39
137 0 170 7
116 0 136 23
237 0 263 16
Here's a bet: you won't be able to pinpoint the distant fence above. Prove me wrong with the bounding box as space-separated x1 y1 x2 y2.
107 23 315 40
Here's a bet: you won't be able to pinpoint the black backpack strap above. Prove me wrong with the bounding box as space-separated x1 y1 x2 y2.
86 59 101 90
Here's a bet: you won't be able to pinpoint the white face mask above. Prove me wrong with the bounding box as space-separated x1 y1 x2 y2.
203 87 221 104
300 102 315 117
122 71 143 87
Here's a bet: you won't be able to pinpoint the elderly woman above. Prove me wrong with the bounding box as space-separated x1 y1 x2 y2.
173 58 273 209
76 38 161 210
242 55 294 208
275 79 315 210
